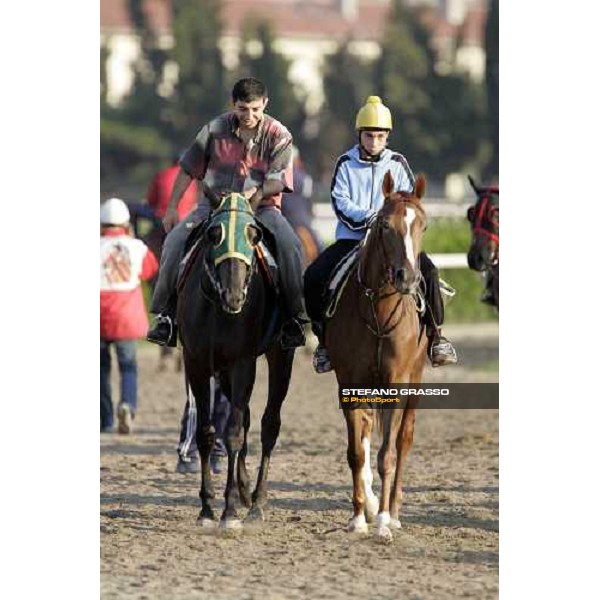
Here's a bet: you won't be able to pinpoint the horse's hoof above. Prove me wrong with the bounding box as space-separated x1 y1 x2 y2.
365 495 379 523
348 515 368 534
219 518 243 532
245 506 265 523
196 517 217 530
376 525 393 543
390 518 402 530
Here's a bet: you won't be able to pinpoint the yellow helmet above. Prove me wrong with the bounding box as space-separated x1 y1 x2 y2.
355 96 393 131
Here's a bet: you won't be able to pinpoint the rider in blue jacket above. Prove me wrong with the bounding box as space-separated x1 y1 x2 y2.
304 96 457 373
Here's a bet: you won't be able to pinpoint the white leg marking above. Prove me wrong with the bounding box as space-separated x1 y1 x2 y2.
404 207 417 267
376 511 393 542
361 437 379 522
348 513 368 534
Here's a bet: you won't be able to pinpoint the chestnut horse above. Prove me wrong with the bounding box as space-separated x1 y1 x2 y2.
177 190 294 530
467 176 499 309
326 171 428 541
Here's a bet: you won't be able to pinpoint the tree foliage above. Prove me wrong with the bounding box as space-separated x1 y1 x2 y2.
100 0 172 190
485 0 499 180
317 41 374 175
170 0 227 145
237 18 307 151
375 0 486 178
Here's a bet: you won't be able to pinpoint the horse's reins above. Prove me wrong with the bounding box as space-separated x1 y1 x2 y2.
356 210 423 378
471 191 499 266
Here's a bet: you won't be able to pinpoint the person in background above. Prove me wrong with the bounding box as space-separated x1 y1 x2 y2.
147 154 198 221
175 374 230 475
100 198 158 433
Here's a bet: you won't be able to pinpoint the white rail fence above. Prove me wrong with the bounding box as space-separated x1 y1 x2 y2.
312 202 470 269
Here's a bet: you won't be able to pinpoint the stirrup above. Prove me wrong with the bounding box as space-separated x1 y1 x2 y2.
429 336 457 368
147 314 177 347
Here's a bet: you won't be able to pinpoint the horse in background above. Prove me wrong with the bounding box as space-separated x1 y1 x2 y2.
325 171 428 541
466 176 499 310
177 188 294 530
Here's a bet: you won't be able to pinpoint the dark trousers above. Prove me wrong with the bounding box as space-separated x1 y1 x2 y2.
177 375 230 459
304 239 359 325
303 239 444 339
256 207 306 318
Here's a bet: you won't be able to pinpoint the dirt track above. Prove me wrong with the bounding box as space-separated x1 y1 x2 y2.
101 325 498 599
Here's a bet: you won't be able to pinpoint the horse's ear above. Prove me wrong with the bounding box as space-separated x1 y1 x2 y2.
202 182 221 209
414 174 426 200
382 170 394 198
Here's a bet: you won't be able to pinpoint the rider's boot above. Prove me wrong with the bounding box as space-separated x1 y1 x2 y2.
281 314 309 350
427 327 458 368
147 296 178 347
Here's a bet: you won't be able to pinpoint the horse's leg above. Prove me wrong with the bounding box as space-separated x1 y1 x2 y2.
237 405 252 508
345 408 368 534
221 360 256 530
360 411 379 523
389 406 417 531
247 345 294 524
185 358 215 527
376 409 403 542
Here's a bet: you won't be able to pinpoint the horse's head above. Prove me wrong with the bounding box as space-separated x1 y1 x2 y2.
466 176 499 271
361 171 427 295
202 187 262 314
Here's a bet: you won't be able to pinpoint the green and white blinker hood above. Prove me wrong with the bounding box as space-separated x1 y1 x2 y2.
209 193 257 267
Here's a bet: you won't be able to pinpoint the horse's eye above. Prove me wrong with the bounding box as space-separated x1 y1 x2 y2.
207 225 223 246
380 219 390 230
467 206 475 222
246 224 262 246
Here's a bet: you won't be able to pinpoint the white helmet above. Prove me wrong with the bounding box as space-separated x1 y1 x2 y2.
100 197 130 226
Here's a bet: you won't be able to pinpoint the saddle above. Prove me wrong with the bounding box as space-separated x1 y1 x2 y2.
176 219 279 294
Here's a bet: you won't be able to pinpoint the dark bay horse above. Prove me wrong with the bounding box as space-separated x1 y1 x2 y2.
326 171 428 541
467 176 499 309
177 190 295 530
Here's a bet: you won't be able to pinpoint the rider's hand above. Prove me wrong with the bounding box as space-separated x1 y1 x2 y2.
162 207 180 233
243 187 258 201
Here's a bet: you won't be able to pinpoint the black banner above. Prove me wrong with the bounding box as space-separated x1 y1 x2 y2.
338 383 499 409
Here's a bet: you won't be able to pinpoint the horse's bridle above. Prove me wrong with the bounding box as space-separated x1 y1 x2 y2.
200 207 258 308
468 189 499 266
356 210 425 374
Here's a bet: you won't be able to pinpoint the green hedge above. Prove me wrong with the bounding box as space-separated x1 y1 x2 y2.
423 219 497 323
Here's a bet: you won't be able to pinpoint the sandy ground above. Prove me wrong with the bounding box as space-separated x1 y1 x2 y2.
101 324 498 599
